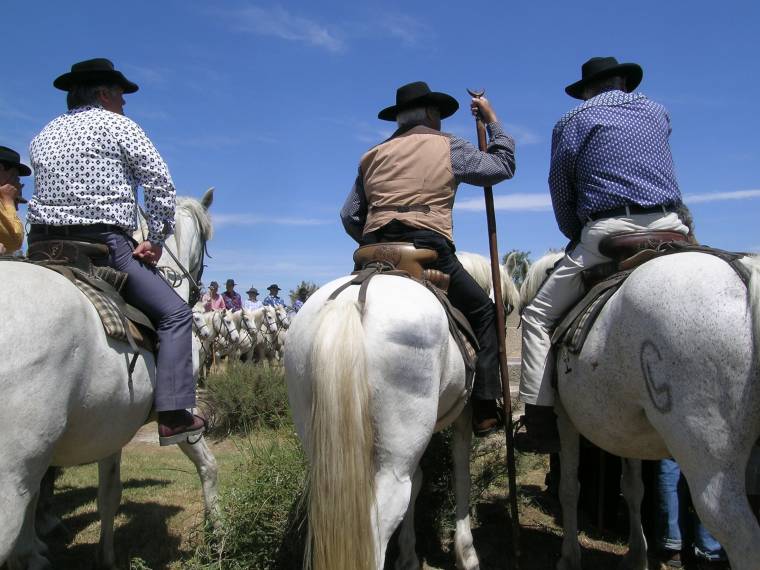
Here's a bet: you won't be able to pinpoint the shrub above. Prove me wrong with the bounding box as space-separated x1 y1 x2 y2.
204 362 291 435
188 431 307 569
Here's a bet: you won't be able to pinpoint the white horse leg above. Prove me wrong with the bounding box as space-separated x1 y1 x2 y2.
6 491 52 570
556 403 582 570
679 460 760 570
452 407 479 570
373 468 414 570
96 451 122 570
177 436 220 525
394 466 422 570
618 459 647 570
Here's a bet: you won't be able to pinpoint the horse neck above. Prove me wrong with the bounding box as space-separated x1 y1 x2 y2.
167 210 202 303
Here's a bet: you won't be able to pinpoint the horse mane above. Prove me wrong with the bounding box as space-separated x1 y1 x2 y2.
457 251 521 313
177 197 213 241
133 194 213 242
520 250 564 308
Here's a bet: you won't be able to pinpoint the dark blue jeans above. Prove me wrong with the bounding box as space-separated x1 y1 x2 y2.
29 226 195 411
656 458 725 561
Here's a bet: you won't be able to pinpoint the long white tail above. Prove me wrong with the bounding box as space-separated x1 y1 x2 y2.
520 250 564 307
306 297 375 570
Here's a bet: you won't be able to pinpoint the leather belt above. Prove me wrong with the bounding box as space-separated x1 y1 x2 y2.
370 204 431 213
587 203 675 222
29 223 125 236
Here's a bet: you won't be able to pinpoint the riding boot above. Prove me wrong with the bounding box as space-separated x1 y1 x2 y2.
472 398 505 438
157 410 206 446
513 404 560 454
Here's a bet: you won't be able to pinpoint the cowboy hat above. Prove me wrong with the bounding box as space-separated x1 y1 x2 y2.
267 284 281 292
54 58 139 93
246 287 259 295
225 279 236 287
0 146 31 177
378 81 459 121
565 57 643 100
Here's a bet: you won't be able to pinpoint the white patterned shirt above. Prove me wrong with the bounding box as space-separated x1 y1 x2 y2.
28 105 176 244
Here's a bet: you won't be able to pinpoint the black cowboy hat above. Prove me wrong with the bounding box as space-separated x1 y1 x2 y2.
378 81 459 122
267 284 281 292
565 57 643 100
54 58 139 93
225 279 236 287
0 146 31 177
246 287 259 295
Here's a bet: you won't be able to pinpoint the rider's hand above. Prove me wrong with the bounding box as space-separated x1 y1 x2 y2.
0 183 19 209
470 96 498 124
133 241 163 265
0 242 6 255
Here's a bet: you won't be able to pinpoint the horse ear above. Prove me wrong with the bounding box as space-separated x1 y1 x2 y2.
201 187 215 210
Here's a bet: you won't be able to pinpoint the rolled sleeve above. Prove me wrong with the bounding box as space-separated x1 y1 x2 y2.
119 118 176 244
450 121 516 187
340 169 368 243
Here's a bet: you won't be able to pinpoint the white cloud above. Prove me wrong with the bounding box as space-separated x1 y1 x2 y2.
684 189 760 204
456 193 551 212
213 213 331 228
379 14 430 46
225 5 344 53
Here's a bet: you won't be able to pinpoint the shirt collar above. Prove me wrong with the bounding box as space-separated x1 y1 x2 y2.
555 90 646 131
67 104 103 116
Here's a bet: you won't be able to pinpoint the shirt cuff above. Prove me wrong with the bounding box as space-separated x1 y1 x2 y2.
486 121 505 138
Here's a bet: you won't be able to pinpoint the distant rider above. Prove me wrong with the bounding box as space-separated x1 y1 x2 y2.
516 57 689 453
27 58 204 445
340 81 516 436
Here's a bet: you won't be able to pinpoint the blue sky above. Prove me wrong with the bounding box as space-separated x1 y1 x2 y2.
4 1 759 296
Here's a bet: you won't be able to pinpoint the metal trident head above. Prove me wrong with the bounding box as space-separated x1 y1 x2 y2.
467 88 485 98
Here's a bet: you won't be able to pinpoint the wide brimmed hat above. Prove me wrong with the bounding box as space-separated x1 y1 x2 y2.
54 58 139 93
378 81 459 121
225 279 236 287
0 146 31 177
565 57 643 99
246 287 259 295
267 284 280 291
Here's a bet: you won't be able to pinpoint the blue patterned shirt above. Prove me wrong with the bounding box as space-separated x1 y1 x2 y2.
340 121 516 242
262 295 286 307
549 90 682 240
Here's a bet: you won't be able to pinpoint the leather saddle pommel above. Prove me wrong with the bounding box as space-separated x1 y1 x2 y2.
354 242 438 279
598 230 688 262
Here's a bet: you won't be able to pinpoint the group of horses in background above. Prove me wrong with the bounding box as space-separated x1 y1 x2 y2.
191 303 291 377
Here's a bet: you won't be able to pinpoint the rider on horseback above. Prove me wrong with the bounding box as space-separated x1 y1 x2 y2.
516 57 689 453
340 81 516 436
26 58 205 445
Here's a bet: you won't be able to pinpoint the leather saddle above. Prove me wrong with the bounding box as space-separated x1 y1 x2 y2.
26 239 155 351
353 242 450 292
581 230 690 287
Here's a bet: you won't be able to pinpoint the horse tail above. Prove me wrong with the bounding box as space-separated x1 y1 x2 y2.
499 263 522 314
306 297 375 570
738 255 760 361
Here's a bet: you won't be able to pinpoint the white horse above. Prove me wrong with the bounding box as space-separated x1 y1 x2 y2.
285 273 481 570
0 189 219 569
273 304 290 358
458 251 522 314
521 251 760 570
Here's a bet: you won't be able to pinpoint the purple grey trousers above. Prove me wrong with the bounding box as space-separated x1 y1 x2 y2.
29 226 196 411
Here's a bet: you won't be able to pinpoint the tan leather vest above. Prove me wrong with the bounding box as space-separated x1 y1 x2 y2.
360 125 457 242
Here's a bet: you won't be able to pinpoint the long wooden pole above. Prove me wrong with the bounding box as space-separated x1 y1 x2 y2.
468 88 521 567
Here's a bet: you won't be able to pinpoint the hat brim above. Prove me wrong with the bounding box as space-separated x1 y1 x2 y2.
565 63 643 100
17 195 28 204
53 70 139 94
378 92 459 121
